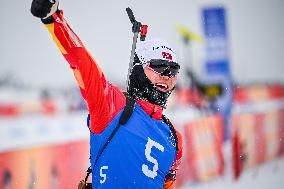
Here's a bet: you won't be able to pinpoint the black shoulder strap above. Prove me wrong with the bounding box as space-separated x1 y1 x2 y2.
93 95 135 166
119 94 136 125
84 95 135 185
162 115 179 153
162 115 179 180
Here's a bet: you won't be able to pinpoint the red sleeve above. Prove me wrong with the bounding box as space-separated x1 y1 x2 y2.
44 11 125 134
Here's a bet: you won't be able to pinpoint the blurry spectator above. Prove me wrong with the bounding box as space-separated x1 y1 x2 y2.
51 166 59 189
0 104 18 116
40 89 56 114
64 88 87 112
28 160 36 189
2 169 12 189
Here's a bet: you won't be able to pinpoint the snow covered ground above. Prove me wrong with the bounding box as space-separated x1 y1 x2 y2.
180 143 284 189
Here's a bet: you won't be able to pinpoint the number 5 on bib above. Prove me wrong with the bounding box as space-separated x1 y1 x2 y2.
142 137 165 179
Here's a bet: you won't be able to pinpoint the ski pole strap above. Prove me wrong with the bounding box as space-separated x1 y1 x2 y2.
140 25 148 41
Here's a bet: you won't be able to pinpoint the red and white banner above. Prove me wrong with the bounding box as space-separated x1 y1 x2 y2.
232 109 284 179
0 140 89 189
181 115 224 182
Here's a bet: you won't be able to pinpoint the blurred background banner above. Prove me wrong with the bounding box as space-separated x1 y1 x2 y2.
202 7 232 140
232 109 284 178
232 85 284 179
0 114 89 189
0 141 89 189
183 114 224 182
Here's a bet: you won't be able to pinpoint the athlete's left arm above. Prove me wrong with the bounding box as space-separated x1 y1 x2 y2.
163 130 183 189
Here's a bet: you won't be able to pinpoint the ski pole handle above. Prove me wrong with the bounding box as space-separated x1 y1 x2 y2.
126 7 141 33
126 7 136 24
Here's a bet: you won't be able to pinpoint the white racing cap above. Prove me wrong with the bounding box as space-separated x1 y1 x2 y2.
135 38 178 68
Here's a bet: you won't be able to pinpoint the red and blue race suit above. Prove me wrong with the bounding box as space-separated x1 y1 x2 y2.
44 11 182 189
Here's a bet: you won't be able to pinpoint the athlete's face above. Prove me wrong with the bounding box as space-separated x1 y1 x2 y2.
144 66 177 93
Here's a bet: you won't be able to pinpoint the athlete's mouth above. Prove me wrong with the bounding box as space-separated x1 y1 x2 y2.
155 83 169 92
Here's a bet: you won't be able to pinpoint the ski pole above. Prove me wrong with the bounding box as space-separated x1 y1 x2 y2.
125 7 148 91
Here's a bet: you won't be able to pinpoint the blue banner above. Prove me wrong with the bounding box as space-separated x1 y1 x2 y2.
202 7 232 140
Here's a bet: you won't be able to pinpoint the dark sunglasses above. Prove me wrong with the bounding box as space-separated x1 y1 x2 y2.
148 59 180 76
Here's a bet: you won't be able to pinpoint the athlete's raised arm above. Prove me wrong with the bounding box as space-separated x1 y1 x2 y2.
31 0 125 134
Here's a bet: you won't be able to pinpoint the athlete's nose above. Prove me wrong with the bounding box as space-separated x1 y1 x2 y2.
160 74 170 80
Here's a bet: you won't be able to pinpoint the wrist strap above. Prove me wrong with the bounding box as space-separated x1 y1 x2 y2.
41 9 60 24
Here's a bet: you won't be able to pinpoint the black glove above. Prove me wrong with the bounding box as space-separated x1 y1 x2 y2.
31 0 58 19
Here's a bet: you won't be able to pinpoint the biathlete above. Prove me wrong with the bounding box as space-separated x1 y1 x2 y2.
31 0 183 188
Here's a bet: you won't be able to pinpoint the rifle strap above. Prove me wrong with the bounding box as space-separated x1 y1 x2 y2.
84 94 135 184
